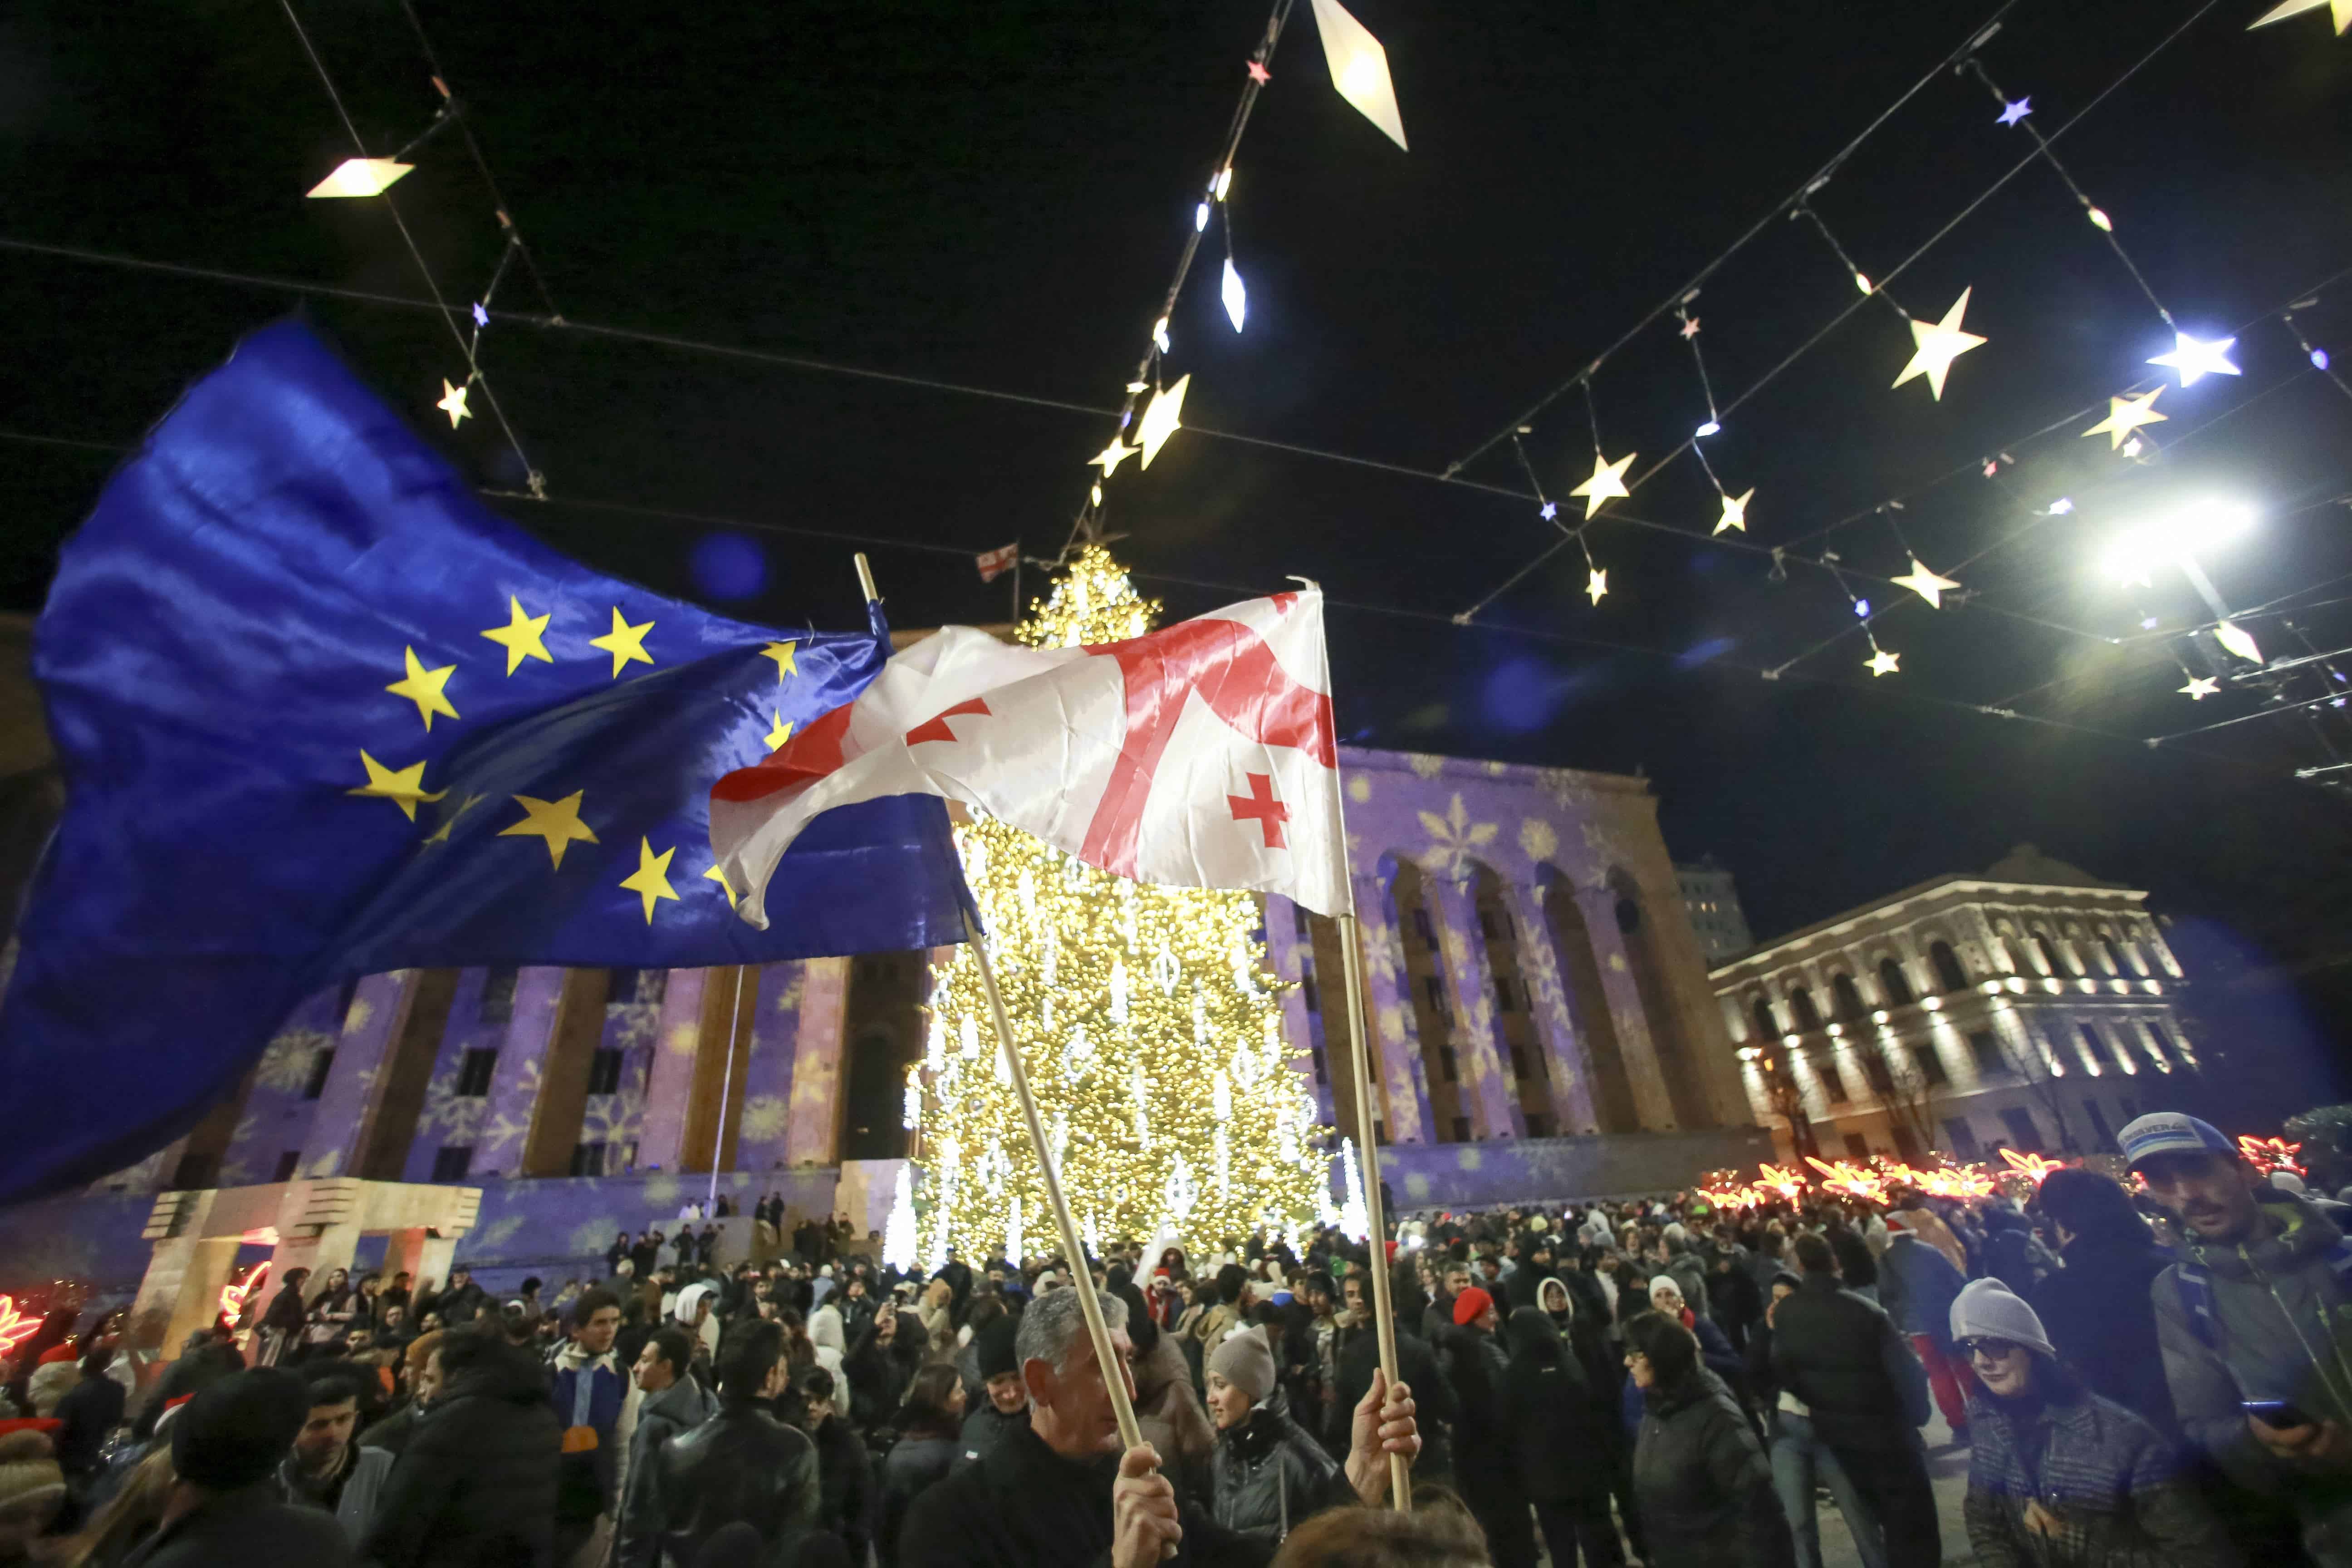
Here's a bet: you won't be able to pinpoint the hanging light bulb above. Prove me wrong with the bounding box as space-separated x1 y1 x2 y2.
1005 1195 1024 1265
959 1016 980 1060
1110 959 1130 1024
1195 202 1210 233
1221 258 1247 333
925 1013 947 1073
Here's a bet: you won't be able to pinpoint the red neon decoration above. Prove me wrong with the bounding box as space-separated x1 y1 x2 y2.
0 1296 37 1359
2238 1135 2306 1178
1997 1148 2069 1186
217 1262 270 1325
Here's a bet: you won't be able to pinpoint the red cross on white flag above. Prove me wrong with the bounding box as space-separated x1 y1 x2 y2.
710 590 1350 925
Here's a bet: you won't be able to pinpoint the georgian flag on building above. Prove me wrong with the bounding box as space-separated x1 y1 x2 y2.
711 589 1350 923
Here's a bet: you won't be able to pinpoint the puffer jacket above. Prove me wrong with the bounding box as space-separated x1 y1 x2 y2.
358 1340 561 1568
1631 1369 1795 1568
2152 1195 2352 1565
1961 1385 2236 1568
1205 1399 1344 1543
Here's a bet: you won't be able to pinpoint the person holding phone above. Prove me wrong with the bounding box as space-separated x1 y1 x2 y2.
2126 1111 2352 1566
1950 1278 2234 1566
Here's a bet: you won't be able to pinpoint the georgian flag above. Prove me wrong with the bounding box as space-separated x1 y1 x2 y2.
711 589 1348 925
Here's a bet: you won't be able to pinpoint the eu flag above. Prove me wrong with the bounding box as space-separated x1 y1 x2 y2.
0 320 971 1200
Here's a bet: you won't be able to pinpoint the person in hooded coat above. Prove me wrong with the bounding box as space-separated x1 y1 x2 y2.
1506 1308 1625 1568
2029 1167 2181 1439
1202 1326 1341 1545
1625 1310 1795 1568
358 1332 562 1568
1116 1284 1215 1508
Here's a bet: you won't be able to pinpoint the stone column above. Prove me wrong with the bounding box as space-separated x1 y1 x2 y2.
783 958 851 1166
297 973 415 1180
1349 879 1432 1144
1427 875 1521 1139
636 969 712 1172
1574 887 1675 1129
125 1188 230 1363
1507 881 1599 1134
265 1224 362 1299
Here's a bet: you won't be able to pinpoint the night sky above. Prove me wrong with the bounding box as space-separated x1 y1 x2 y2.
3 1 2350 1087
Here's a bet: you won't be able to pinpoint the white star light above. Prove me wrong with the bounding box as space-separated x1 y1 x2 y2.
436 379 471 428
1089 437 1139 477
1568 451 1637 519
1713 488 1752 536
1585 567 1608 606
2180 676 2220 701
2248 0 2352 34
1892 288 1989 401
2148 332 2241 386
1891 557 1961 609
1866 647 1901 677
1135 374 1191 469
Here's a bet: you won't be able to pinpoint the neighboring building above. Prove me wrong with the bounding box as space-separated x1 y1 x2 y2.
0 740 1766 1294
1710 845 2197 1166
1676 855 1753 963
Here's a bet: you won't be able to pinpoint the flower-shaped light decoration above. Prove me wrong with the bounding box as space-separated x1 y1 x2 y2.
2238 1135 2305 1177
1997 1148 2070 1186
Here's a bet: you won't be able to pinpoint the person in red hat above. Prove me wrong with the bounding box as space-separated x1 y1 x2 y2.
1436 1285 1536 1567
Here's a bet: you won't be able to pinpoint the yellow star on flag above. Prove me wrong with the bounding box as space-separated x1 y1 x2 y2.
1890 557 1961 609
436 379 472 428
1089 438 1140 478
1585 567 1609 606
1892 287 1988 401
1866 647 1901 677
1713 488 1753 536
765 711 794 751
761 642 799 682
589 607 655 678
421 794 486 847
620 837 681 924
385 646 460 730
1569 451 1637 519
499 790 599 869
704 863 738 907
348 752 447 821
2249 0 2352 32
2080 387 2167 450
481 596 554 674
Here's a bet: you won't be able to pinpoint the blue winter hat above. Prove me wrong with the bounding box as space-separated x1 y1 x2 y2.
2117 1112 2235 1171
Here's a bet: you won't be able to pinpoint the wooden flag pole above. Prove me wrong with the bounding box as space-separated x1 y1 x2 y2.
1335 910 1411 1512
962 906 1148 1454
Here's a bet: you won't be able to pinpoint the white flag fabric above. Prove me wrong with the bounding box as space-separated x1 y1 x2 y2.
711 590 1348 925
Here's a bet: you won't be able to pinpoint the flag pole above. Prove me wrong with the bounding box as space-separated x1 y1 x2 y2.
706 964 747 1216
963 906 1148 1454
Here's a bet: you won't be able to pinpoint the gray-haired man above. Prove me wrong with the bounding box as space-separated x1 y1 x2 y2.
900 1283 1420 1568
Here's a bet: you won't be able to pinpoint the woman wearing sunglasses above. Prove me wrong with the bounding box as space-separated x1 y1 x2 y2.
1951 1278 2234 1567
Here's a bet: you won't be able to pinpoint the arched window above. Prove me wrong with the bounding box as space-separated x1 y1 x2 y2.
1878 958 1915 1007
2033 931 2077 978
1831 973 1866 1022
1929 941 1969 993
1539 864 1636 1135
1788 987 1823 1032
2097 933 2126 975
1611 870 1713 1129
1752 997 1780 1041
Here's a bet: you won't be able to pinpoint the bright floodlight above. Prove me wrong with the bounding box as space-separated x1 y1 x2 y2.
2100 500 2254 583
307 158 413 199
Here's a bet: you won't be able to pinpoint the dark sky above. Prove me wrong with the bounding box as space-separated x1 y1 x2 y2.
3 0 2351 1052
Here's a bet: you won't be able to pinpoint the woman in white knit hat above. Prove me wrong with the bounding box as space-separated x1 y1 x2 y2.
1951 1277 2235 1566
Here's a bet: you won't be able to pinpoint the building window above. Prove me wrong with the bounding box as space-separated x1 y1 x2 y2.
2099 937 2126 975
1300 966 1321 1014
1422 974 1450 1021
2082 1100 2115 1150
1860 1051 1895 1096
271 1150 302 1182
570 1142 608 1177
431 1145 474 1182
611 968 666 1005
1451 1116 1472 1143
1943 1118 1980 1159
1310 1045 1328 1084
479 967 520 1025
172 1151 222 1189
455 1048 498 1098
1817 1062 1849 1103
303 1048 336 1101
1832 974 1867 1022
1967 1031 2004 1077
1844 1132 1870 1160
1930 942 1970 993
1751 998 1779 1040
1439 1046 1459 1083
1788 988 1823 1032
2078 1024 2105 1067
1909 1043 1949 1087
1509 1045 1530 1078
1999 1108 2042 1152
2119 1094 2141 1121
1878 958 1915 1008
2144 1022 2176 1067
1411 907 1437 950
1525 1112 1554 1138
1494 975 1517 1013
1373 1120 1387 1145
586 1048 625 1097
1478 907 1499 940
1294 902 1311 940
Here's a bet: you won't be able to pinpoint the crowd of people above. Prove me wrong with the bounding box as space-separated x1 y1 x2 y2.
1 1107 2350 1567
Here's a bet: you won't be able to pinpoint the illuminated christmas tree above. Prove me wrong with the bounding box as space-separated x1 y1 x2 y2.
913 546 1328 1263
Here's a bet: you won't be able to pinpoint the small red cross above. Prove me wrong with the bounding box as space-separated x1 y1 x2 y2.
1227 771 1289 848
904 696 991 747
1269 592 1298 612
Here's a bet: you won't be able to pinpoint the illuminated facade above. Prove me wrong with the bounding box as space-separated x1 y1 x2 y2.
1710 845 2196 1165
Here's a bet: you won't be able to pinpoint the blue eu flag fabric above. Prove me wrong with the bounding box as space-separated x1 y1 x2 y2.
0 319 971 1200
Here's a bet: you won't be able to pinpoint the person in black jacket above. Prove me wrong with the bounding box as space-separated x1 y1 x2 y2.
2029 1167 2180 1437
358 1331 561 1568
878 1364 962 1567
1769 1233 1936 1568
54 1342 128 1484
118 1370 356 1568
1333 1312 1455 1485
643 1316 819 1566
1505 1308 1626 1568
956 1315 1030 1470
1435 1287 1535 1568
1625 1311 1794 1568
799 1366 876 1564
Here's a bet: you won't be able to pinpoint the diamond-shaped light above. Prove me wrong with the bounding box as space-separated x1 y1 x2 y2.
1307 0 1406 150
1221 258 1247 333
307 158 413 199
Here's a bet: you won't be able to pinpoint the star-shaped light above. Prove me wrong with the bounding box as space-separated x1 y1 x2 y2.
619 838 681 924
1246 59 1271 84
2148 331 2240 386
1539 501 1558 522
2180 675 2220 700
1713 488 1753 536
499 790 599 869
471 301 490 328
1135 374 1190 469
1892 287 1988 401
385 645 460 730
480 596 553 675
1866 647 1901 677
2080 387 2167 450
761 641 799 681
1089 437 1140 477
589 607 655 677
436 378 472 427
1585 567 1608 606
2249 0 2352 34
1568 450 1637 518
765 711 794 751
704 863 738 906
1891 557 1961 609
1997 97 2032 127
348 752 447 821
1680 316 1701 340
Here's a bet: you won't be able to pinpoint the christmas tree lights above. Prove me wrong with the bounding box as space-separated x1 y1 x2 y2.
911 546 1328 1260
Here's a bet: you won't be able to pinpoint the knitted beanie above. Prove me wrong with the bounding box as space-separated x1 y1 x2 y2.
1450 1285 1495 1327
975 1314 1022 1381
1207 1325 1276 1406
1948 1278 2057 1359
0 1429 64 1517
